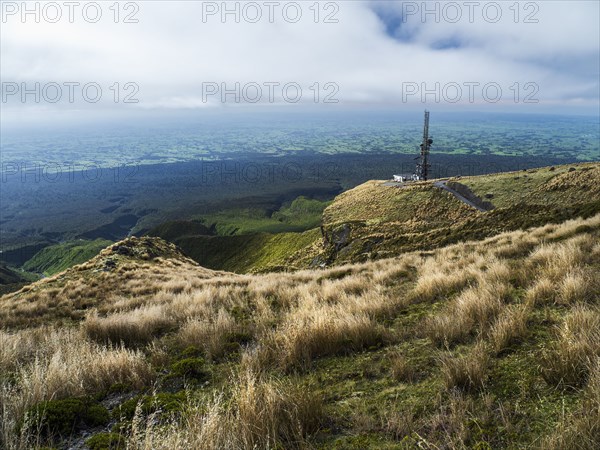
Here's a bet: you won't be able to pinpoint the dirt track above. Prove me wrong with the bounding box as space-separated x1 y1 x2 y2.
433 180 492 212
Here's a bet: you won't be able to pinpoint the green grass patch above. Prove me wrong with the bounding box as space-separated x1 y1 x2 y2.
23 239 113 275
86 432 126 450
197 196 330 235
174 228 321 273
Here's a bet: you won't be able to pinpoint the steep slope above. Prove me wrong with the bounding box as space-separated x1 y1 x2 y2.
147 197 329 273
1 214 599 449
0 264 27 285
161 229 320 273
22 239 113 276
0 264 38 296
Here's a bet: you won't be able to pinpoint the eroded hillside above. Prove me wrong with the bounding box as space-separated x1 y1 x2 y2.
1 212 599 449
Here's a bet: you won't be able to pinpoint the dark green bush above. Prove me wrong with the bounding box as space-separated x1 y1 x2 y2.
170 357 209 380
26 397 109 436
112 391 187 421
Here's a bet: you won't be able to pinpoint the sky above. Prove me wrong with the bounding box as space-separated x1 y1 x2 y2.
1 0 599 125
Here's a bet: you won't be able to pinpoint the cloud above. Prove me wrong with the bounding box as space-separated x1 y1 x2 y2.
1 0 598 122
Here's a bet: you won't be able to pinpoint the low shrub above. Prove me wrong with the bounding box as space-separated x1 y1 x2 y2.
86 432 126 450
26 397 109 437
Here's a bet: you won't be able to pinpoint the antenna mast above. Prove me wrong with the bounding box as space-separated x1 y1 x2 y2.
416 110 432 180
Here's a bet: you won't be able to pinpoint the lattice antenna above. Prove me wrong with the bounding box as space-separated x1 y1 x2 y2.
415 111 433 180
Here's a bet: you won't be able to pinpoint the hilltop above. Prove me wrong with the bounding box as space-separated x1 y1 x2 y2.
0 237 222 329
3 163 598 288
304 162 600 266
1 208 599 448
145 162 600 272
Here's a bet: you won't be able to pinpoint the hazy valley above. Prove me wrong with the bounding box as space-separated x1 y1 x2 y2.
1 161 599 449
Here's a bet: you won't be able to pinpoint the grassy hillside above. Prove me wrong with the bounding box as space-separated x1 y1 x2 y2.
142 164 600 273
1 214 599 449
307 162 600 266
196 196 329 236
22 239 113 276
164 229 321 273
146 221 213 241
148 196 327 272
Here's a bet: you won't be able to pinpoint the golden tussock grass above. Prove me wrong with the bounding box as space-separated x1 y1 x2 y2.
389 350 417 382
488 304 531 355
0 212 599 448
425 281 510 347
83 305 176 346
424 391 481 447
126 370 323 450
558 269 597 304
541 358 600 450
527 235 592 282
0 328 153 449
177 308 245 360
409 251 482 303
525 277 556 306
262 307 388 371
441 345 489 392
541 305 600 389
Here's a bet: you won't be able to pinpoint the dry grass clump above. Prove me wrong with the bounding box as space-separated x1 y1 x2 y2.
177 309 248 360
343 288 410 319
127 371 323 450
456 281 511 324
441 346 489 392
371 255 420 286
424 391 476 447
542 306 600 389
1 329 152 394
541 358 600 449
426 282 510 347
408 250 485 303
477 258 513 285
488 304 531 355
0 327 52 374
527 235 595 284
161 278 194 295
389 350 417 382
525 277 556 305
543 213 600 241
0 328 153 449
492 233 538 259
83 305 175 346
319 275 368 301
267 308 388 371
558 269 596 304
410 268 474 303
380 407 416 440
425 313 469 348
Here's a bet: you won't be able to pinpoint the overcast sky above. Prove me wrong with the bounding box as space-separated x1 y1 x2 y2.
1 0 599 124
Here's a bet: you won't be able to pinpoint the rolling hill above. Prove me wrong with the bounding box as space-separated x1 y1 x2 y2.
1 161 599 448
304 162 600 266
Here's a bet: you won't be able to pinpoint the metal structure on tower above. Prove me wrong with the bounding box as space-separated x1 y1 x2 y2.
415 110 433 181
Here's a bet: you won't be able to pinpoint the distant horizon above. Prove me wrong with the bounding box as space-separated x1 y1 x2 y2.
2 106 599 133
